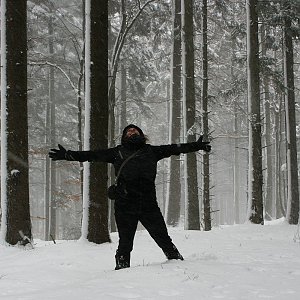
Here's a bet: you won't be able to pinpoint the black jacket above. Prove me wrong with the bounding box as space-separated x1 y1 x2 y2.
66 142 201 213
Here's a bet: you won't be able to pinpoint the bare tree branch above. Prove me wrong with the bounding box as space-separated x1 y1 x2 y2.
109 0 156 109
29 61 78 94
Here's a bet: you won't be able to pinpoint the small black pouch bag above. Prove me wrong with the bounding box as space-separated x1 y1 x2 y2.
107 184 118 200
108 150 139 200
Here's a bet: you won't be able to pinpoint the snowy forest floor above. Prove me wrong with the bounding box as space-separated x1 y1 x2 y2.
1 219 300 300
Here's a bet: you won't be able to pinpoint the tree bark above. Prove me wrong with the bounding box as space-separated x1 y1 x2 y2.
261 25 273 220
202 0 211 231
85 0 111 243
182 0 200 230
44 86 51 240
233 103 240 224
283 2 299 224
166 0 182 227
246 0 264 224
230 24 240 224
273 100 285 218
1 0 32 244
48 15 57 240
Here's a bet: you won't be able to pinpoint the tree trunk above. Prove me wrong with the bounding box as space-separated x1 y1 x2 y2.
202 0 211 231
49 15 57 240
44 82 51 241
246 0 264 224
166 0 182 226
261 25 273 220
274 100 285 218
233 103 240 224
120 64 127 130
283 2 299 224
1 0 32 245
182 0 200 230
77 52 84 197
230 25 240 224
82 0 111 243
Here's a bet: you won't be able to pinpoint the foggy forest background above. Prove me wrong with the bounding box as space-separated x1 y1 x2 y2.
1 0 300 242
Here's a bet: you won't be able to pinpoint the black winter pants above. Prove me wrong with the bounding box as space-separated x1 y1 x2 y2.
115 207 174 256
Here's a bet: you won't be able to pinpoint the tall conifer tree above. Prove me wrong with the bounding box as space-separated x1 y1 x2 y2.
246 0 264 224
82 0 110 243
1 0 32 245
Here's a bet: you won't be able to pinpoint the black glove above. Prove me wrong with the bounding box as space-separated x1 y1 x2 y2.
197 135 211 152
49 144 67 161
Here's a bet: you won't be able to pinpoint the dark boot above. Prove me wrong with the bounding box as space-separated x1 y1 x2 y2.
164 245 184 261
115 252 130 270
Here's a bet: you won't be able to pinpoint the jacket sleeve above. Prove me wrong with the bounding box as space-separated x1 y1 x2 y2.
151 142 201 161
65 147 117 163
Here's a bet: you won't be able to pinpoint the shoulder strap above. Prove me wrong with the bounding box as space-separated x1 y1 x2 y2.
114 149 139 184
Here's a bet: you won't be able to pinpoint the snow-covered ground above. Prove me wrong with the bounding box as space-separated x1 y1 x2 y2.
1 219 300 300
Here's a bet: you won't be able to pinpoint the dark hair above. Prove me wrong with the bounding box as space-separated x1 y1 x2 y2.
122 124 144 138
121 124 148 146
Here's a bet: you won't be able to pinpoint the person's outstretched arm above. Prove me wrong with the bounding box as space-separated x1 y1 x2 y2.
48 144 116 163
152 136 211 161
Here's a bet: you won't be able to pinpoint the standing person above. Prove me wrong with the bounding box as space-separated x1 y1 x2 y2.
49 124 211 270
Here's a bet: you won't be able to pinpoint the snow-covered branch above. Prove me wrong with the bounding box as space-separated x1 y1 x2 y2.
109 0 156 108
29 61 78 95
